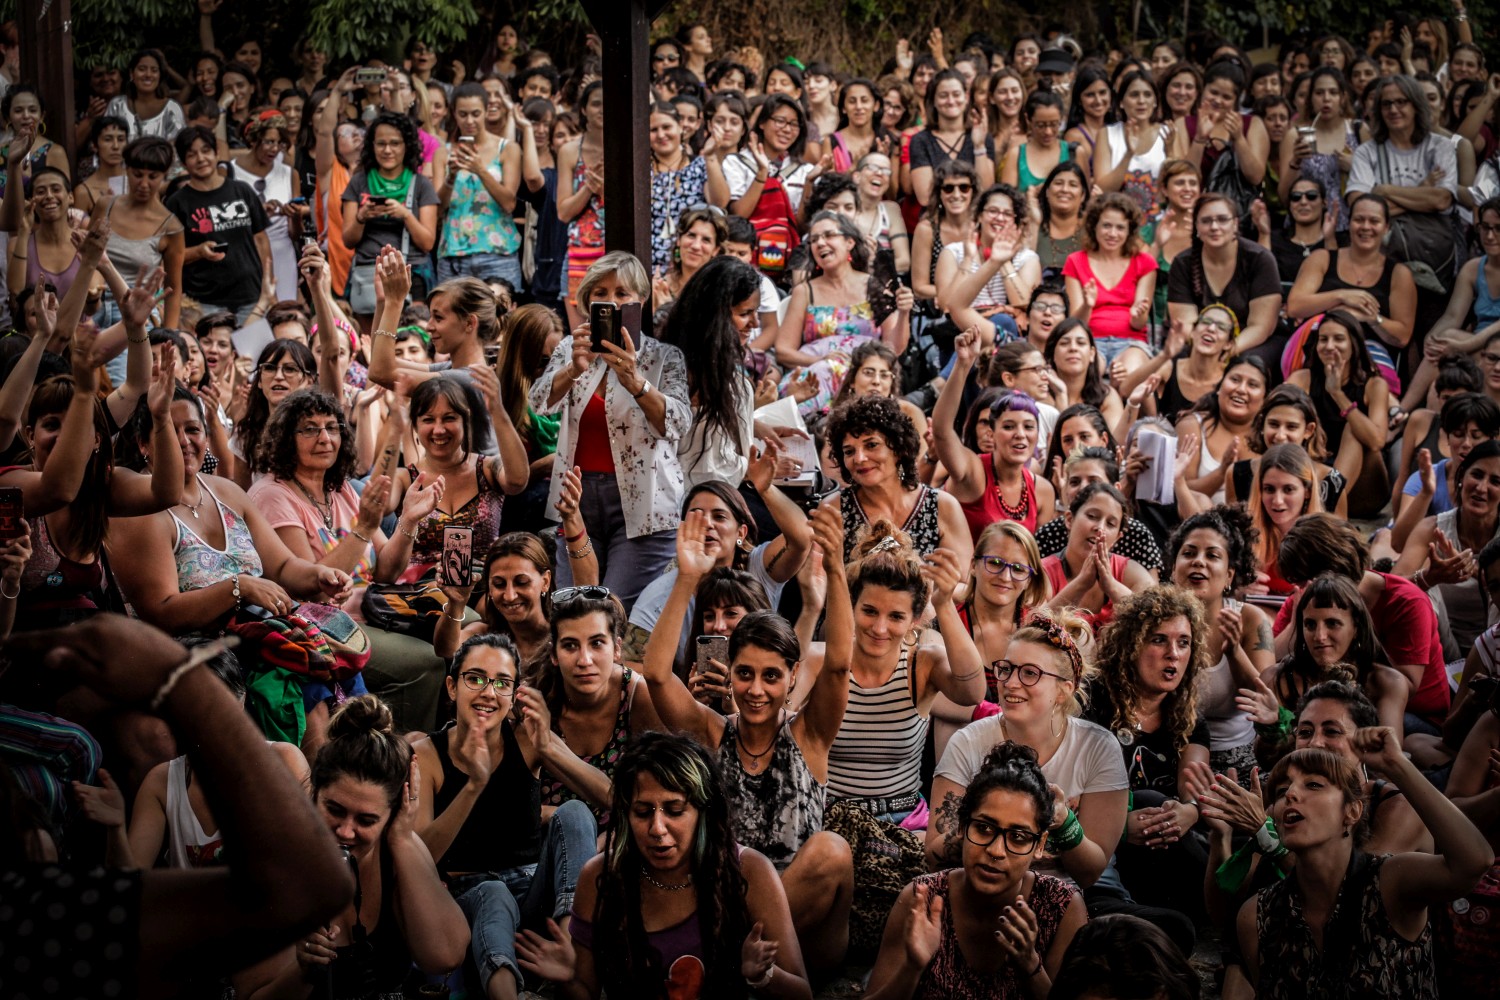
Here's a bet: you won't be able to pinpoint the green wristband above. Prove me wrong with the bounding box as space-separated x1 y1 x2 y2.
1049 809 1085 853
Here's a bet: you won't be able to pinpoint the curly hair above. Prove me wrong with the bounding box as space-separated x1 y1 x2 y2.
358 111 425 176
1166 504 1260 595
826 394 921 489
256 388 357 488
1081 191 1145 257
1093 585 1210 755
593 732 751 998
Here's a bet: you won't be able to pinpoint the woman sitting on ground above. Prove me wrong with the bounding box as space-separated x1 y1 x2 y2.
868 742 1088 999
640 505 856 975
1042 483 1155 628
514 731 815 1000
234 696 470 999
1225 384 1348 518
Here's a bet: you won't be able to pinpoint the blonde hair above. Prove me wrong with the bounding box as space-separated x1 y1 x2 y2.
577 251 651 306
967 521 1050 623
1009 606 1096 716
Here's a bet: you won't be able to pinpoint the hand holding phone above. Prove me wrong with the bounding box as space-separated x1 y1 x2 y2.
440 526 475 589
589 301 620 353
0 487 23 542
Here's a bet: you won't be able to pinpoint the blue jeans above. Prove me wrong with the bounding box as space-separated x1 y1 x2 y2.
1094 336 1152 364
437 252 523 290
449 799 597 993
195 301 260 327
553 471 678 614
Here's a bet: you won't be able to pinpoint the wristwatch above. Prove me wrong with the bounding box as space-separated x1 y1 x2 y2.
632 380 653 399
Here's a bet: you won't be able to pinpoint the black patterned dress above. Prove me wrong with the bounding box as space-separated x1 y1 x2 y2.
719 715 825 871
1254 851 1438 999
841 484 943 562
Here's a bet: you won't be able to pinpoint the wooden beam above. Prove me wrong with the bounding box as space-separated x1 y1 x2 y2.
579 0 654 297
18 0 76 169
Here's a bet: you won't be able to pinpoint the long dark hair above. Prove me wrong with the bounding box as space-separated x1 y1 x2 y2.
922 159 979 229
538 591 625 718
1043 402 1114 474
26 376 112 558
234 340 317 474
495 303 561 432
593 732 752 997
658 255 755 456
1039 160 1090 228
1186 356 1270 429
1281 573 1387 702
1304 311 1374 402
1044 318 1108 408
1066 64 1113 129
836 77 893 149
479 532 554 641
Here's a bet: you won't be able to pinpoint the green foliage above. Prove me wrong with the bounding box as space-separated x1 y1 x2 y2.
301 0 479 62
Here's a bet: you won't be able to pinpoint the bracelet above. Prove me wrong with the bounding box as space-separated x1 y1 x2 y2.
1028 955 1045 978
373 328 397 340
564 529 586 543
566 538 594 559
396 520 418 540
1338 402 1358 419
350 527 372 544
746 964 775 991
0 579 18 600
632 380 652 399
149 636 240 712
442 602 466 624
231 574 242 610
1048 808 1086 852
126 331 149 344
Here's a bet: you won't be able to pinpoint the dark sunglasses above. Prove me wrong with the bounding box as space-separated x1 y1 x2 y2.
1287 190 1322 202
940 182 973 194
551 585 612 605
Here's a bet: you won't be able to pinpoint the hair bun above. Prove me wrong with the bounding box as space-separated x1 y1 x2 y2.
852 518 912 560
1322 662 1359 685
327 694 394 742
978 740 1041 773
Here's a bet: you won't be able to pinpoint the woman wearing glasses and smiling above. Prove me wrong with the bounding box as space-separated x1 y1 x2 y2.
872 741 1089 1000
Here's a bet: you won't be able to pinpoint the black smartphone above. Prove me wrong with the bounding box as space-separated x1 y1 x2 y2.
619 302 643 344
369 195 390 206
0 487 22 541
589 301 620 353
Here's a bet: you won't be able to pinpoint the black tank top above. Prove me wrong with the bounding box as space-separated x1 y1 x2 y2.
1316 249 1397 317
429 720 541 874
325 848 411 999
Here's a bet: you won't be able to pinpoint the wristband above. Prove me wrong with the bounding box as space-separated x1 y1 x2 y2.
149 636 240 712
1339 402 1358 419
632 380 652 399
564 529 586 543
1048 808 1085 852
746 965 775 990
1254 816 1289 861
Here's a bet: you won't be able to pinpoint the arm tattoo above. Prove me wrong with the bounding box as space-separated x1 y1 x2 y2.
933 791 964 866
374 444 397 479
1254 620 1274 653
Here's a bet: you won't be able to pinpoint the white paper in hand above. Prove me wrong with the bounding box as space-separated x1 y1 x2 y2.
1134 429 1176 506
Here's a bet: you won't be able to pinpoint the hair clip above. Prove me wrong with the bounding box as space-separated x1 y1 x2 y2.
869 535 901 555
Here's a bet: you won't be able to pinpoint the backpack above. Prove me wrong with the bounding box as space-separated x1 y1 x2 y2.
749 171 801 275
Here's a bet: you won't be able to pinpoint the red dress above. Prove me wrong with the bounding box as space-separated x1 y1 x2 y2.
960 458 1038 544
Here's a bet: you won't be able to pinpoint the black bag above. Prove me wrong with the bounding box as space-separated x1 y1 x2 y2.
1375 142 1459 293
1204 143 1259 219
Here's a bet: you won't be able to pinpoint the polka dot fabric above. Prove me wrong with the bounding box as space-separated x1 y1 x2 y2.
0 865 140 999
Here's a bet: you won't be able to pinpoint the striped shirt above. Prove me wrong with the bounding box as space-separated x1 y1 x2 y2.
826 644 929 801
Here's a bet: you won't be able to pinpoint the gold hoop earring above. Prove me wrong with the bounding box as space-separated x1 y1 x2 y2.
1050 707 1062 740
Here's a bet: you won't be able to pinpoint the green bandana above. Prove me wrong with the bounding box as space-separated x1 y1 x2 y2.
367 167 414 204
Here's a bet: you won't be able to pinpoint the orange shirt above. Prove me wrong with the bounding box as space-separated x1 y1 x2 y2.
316 159 355 296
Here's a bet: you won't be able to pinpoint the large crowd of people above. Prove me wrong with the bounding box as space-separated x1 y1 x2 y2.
4 6 1500 999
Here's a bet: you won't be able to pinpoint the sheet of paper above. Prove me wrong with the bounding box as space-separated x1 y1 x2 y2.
231 318 274 361
753 397 817 485
1134 429 1176 506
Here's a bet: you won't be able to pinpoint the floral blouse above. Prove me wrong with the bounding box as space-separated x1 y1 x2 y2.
530 333 691 538
439 139 522 259
650 155 708 273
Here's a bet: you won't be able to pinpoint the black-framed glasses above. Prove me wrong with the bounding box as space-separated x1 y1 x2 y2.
459 671 515 693
976 556 1035 580
551 585 611 605
1287 190 1321 202
992 660 1067 687
964 818 1043 854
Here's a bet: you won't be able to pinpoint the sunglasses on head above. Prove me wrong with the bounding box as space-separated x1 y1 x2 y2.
551 585 612 605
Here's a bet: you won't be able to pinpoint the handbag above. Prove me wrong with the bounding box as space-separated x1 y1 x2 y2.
348 263 378 314
360 579 449 642
1375 142 1459 293
1204 141 1258 219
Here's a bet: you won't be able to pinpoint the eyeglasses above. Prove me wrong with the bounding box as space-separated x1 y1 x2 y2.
963 818 1044 854
1198 215 1235 229
976 556 1035 580
1196 316 1234 333
653 53 680 64
982 207 1016 220
1012 363 1048 376
766 116 800 130
552 585 612 605
861 165 893 176
258 363 309 379
1379 97 1412 111
459 671 515 693
296 424 341 439
857 366 895 382
1479 223 1500 238
1481 352 1500 366
940 182 973 194
1287 190 1322 202
1030 302 1067 316
807 231 844 245
373 139 405 150
992 660 1069 687
1030 119 1062 132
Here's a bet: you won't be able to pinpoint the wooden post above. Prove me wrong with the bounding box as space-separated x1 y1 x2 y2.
18 0 76 168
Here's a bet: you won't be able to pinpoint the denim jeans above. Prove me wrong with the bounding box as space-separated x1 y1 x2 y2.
552 471 678 614
448 799 597 993
437 252 523 290
1094 336 1153 365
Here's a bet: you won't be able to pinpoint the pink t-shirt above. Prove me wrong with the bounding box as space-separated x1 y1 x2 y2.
247 478 371 617
1062 250 1157 341
1273 572 1449 722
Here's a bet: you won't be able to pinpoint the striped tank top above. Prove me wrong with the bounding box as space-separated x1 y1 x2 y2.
826 643 929 802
